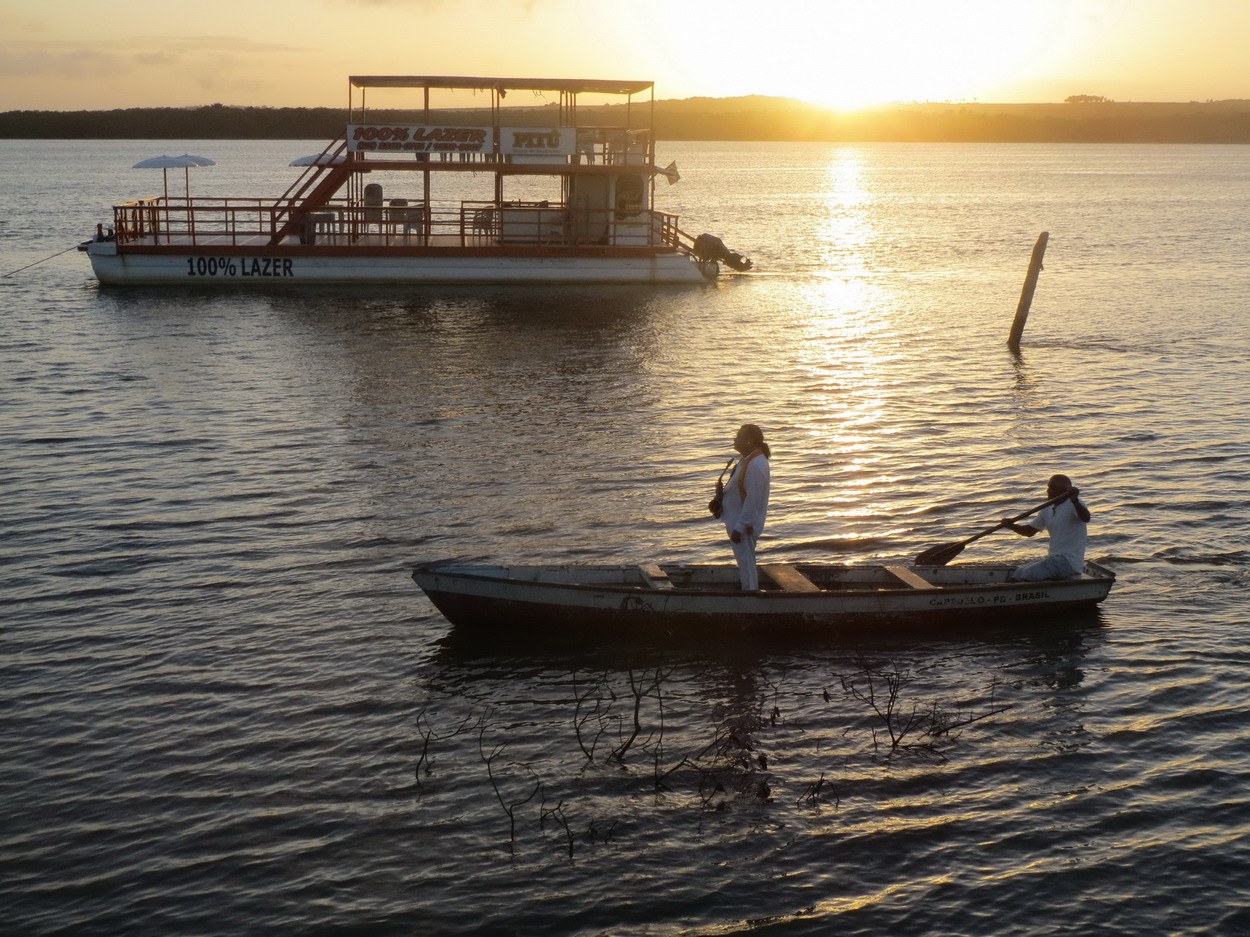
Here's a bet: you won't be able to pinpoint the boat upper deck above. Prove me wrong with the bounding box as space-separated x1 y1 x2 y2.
349 76 654 93
336 74 661 171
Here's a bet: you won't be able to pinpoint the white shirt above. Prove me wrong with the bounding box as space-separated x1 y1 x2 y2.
722 452 770 538
1030 499 1088 567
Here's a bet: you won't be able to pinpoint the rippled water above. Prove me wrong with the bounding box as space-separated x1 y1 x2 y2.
2 140 1249 935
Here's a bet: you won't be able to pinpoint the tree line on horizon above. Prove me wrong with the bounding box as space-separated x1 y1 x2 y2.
2 97 1248 143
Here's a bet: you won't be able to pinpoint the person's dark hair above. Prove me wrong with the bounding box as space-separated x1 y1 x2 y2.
741 423 771 459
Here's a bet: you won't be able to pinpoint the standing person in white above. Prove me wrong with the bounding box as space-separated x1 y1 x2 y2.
722 424 771 591
1002 474 1091 581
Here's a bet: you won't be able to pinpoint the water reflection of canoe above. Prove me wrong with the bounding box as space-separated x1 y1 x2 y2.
412 560 1116 637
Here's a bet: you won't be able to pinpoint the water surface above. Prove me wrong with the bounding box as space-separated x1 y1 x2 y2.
2 140 1249 935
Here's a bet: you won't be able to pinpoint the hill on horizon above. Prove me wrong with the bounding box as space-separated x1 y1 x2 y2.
3 95 1249 143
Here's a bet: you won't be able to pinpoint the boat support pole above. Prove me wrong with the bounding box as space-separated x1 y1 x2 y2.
1007 231 1049 352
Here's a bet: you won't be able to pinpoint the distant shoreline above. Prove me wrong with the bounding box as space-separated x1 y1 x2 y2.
3 97 1249 143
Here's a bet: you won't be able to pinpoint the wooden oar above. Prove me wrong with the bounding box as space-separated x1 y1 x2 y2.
915 491 1072 566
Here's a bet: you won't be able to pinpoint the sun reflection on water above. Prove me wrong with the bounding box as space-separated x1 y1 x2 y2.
815 147 876 277
758 145 979 549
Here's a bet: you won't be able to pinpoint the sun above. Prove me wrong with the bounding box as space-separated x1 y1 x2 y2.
637 0 1109 108
776 3 1060 109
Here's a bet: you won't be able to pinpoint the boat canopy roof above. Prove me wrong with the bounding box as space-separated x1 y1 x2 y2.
349 76 654 96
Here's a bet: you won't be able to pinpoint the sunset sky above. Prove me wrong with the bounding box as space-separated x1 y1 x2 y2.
1 0 1247 112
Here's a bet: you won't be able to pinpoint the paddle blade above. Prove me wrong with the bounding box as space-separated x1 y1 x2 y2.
915 541 965 566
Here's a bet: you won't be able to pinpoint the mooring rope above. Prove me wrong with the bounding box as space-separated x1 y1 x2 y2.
2 243 83 279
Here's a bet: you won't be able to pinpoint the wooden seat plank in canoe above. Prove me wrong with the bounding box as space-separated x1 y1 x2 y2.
883 565 934 590
639 563 675 589
759 563 822 593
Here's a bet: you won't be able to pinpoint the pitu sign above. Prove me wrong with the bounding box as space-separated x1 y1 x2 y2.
500 127 574 158
347 124 490 154
346 124 575 160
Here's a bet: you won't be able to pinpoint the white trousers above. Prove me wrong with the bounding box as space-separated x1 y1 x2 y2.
731 533 760 590
1011 554 1081 581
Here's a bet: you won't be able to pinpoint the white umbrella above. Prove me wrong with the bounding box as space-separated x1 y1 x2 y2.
132 153 215 200
289 153 346 167
132 154 214 242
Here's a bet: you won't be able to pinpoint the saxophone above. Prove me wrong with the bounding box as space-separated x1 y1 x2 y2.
708 457 736 518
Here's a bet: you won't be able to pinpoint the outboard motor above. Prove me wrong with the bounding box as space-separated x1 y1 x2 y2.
693 233 752 271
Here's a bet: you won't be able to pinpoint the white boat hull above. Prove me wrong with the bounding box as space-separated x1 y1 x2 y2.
82 241 710 286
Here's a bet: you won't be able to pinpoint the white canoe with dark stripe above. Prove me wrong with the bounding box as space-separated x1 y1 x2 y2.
412 560 1116 638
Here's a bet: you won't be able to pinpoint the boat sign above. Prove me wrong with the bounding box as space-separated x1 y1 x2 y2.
348 124 490 154
187 257 294 278
500 128 574 157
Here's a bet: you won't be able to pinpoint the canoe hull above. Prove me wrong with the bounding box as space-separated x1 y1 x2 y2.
412 561 1116 640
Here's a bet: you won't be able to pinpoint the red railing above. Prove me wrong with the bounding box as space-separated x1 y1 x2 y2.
112 197 694 253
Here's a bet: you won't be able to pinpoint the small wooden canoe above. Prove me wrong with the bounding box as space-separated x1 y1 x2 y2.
412 559 1116 638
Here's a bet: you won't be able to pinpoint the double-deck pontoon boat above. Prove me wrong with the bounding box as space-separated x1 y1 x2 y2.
78 76 751 286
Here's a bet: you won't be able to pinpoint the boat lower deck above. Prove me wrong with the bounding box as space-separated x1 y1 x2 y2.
115 225 674 250
122 231 510 250
105 198 688 253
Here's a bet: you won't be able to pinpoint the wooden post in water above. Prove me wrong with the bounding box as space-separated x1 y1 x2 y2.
1008 231 1049 351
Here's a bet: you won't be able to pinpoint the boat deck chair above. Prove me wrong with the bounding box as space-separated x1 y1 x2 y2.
363 183 385 232
472 208 495 242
